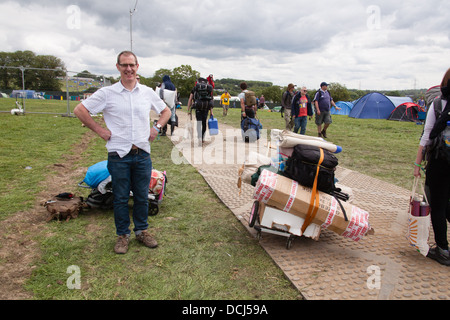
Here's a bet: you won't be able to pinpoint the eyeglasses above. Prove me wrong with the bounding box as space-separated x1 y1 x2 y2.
118 63 137 68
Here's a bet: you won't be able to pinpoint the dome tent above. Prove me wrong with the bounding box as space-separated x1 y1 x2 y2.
349 92 396 119
331 101 353 115
386 96 413 108
387 102 424 122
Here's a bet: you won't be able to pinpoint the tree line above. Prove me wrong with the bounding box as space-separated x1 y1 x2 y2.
0 51 65 91
1 50 428 102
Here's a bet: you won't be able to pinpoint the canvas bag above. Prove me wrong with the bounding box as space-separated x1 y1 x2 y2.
406 177 431 257
244 90 256 107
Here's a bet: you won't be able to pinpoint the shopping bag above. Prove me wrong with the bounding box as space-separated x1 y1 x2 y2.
406 177 431 257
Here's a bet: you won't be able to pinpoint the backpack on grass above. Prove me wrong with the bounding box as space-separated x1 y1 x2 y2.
44 195 85 222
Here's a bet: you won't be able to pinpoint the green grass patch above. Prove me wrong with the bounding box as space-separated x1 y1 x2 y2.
0 104 299 300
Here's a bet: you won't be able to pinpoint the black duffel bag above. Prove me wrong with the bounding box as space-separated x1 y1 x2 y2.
284 144 338 194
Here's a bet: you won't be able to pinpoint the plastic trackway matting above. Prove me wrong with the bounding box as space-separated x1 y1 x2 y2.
169 111 450 300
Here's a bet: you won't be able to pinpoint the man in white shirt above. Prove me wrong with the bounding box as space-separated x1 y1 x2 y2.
74 51 171 254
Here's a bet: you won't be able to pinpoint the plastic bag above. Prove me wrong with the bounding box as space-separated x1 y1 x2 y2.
406 177 431 257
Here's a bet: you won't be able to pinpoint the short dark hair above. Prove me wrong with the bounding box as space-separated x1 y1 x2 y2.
240 82 247 90
117 51 138 65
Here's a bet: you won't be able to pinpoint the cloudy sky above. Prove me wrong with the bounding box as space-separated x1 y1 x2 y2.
1 0 449 90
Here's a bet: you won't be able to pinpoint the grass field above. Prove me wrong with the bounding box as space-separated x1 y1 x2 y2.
0 98 300 300
0 97 424 300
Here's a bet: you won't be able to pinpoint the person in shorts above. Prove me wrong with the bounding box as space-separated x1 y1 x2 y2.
313 82 340 138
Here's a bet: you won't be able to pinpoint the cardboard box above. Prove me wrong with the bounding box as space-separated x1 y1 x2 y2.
259 202 321 240
254 170 371 241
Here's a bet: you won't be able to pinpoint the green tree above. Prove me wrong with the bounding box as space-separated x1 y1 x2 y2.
0 51 65 91
262 85 283 104
171 65 200 97
327 82 350 102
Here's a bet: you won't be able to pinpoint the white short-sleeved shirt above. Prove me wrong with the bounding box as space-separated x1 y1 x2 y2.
82 81 167 157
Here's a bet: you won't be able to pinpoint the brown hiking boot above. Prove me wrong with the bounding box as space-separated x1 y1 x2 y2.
114 234 130 254
321 129 327 138
136 230 158 248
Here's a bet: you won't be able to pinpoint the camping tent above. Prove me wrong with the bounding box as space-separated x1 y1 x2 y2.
349 92 396 119
331 101 353 115
386 96 413 107
387 102 424 122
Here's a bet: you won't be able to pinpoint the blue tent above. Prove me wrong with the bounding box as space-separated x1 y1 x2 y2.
349 92 396 119
331 101 353 115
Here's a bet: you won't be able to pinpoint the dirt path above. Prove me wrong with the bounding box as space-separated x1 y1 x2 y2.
0 130 96 300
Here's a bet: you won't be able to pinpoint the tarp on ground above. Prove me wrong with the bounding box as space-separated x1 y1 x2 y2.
387 102 424 122
331 101 353 115
349 92 396 119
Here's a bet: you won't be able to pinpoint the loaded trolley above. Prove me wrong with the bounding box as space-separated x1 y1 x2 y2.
248 200 321 250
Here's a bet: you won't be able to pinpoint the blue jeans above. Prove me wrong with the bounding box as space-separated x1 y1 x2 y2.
293 116 307 135
107 150 152 236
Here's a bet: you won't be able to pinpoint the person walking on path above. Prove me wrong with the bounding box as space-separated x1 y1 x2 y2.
414 68 450 266
314 82 340 138
74 51 171 254
159 75 177 136
282 83 295 131
187 77 214 146
220 90 231 116
239 82 257 119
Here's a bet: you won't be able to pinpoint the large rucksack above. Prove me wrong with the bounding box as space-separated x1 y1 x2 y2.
425 97 450 165
284 144 339 194
86 188 114 209
194 78 213 110
244 90 256 107
241 117 261 143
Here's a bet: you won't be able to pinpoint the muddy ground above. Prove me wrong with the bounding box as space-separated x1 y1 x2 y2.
0 130 96 300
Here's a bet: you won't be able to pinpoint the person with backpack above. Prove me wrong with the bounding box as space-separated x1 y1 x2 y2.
314 82 340 138
159 75 177 136
281 83 295 131
291 86 313 135
239 82 257 118
188 77 214 146
414 68 450 266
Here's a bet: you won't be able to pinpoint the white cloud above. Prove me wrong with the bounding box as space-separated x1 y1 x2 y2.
0 0 449 90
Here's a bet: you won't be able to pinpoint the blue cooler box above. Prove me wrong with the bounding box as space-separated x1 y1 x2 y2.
208 116 219 135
